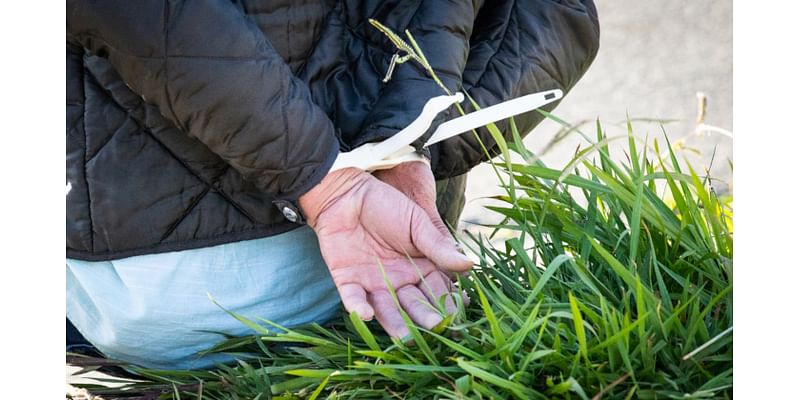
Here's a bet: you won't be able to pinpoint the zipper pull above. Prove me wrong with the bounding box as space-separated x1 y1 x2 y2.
382 52 412 83
383 53 400 83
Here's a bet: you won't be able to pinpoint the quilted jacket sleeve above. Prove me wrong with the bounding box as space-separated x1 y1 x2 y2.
431 0 601 179
66 0 339 201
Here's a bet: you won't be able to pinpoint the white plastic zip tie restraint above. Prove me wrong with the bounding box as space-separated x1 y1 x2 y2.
330 89 564 172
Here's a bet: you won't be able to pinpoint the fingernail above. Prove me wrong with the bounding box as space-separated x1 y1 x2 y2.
426 314 444 330
357 306 374 321
456 252 473 264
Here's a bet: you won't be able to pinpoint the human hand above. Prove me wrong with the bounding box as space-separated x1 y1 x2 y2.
373 160 471 309
372 161 450 237
299 168 472 338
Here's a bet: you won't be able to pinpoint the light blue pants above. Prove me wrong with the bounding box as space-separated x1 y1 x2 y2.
66 226 342 370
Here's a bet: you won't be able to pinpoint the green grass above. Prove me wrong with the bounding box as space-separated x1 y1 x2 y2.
71 23 732 399
72 117 733 399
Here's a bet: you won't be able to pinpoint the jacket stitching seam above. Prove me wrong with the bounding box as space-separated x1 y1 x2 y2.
469 0 516 89
83 85 130 163
140 124 260 225
158 186 211 243
162 0 186 132
286 2 293 68
281 67 290 173
144 124 260 225
85 67 261 225
294 0 333 78
278 135 338 200
66 111 84 143
81 56 94 253
72 32 282 62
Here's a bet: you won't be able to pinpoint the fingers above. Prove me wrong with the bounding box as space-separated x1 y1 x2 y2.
369 290 410 339
405 184 451 238
328 259 437 291
337 283 374 321
339 270 465 339
380 258 437 288
410 206 473 272
417 199 451 238
397 285 443 330
419 271 458 315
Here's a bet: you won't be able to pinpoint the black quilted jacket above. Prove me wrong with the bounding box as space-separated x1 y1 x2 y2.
66 0 600 261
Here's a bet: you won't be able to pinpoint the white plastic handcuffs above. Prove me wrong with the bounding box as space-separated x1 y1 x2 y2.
330 89 564 172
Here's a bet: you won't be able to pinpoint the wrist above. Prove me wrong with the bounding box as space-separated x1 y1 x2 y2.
298 167 368 228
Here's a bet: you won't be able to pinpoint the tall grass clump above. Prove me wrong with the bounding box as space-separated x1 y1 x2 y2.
71 22 732 400
72 116 733 399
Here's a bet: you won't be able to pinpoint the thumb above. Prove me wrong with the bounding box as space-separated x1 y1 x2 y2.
415 195 451 238
410 205 473 272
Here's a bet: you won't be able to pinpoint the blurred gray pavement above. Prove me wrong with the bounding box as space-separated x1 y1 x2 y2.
460 0 733 229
